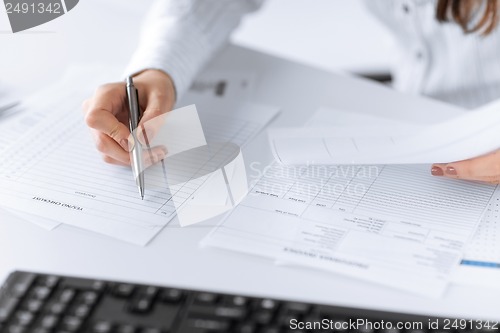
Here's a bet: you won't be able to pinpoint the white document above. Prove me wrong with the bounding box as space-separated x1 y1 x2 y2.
270 99 500 165
0 101 61 231
203 106 497 296
0 69 279 245
305 108 500 291
1 208 60 231
453 189 500 290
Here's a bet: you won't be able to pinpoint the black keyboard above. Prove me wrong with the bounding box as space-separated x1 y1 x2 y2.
0 271 493 333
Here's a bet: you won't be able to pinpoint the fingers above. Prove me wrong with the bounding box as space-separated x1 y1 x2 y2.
84 71 175 167
431 150 500 184
142 145 168 169
84 84 130 151
137 92 171 146
102 155 130 167
92 131 131 165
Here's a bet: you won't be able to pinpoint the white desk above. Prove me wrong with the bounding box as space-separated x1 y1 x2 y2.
1 44 500 320
1 0 499 321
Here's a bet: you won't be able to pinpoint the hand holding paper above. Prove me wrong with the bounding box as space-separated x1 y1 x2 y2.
432 149 500 183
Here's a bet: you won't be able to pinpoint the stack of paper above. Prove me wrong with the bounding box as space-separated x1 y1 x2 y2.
203 107 498 297
0 67 280 246
269 100 500 165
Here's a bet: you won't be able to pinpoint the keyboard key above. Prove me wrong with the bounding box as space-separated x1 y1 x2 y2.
231 296 249 307
10 273 36 298
258 327 280 333
7 325 26 333
259 299 279 311
282 329 306 333
235 322 257 333
195 292 218 304
62 316 83 331
214 306 247 319
116 324 136 333
188 318 230 331
59 289 75 304
283 302 310 314
189 305 247 320
32 329 50 333
32 286 51 301
161 289 183 303
50 302 67 315
25 299 43 313
15 311 34 326
142 286 159 298
129 297 153 313
40 276 60 288
331 320 349 332
91 281 107 292
253 310 274 325
40 315 59 329
113 284 135 298
82 291 98 305
379 329 401 333
73 304 91 318
0 297 19 323
61 277 103 291
142 328 163 333
93 321 113 333
277 312 296 327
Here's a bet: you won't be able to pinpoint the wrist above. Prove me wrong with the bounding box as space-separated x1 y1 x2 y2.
133 69 177 104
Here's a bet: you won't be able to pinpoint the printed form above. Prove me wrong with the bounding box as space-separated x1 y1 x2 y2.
301 107 500 291
203 109 496 297
0 68 279 245
453 188 500 290
0 96 61 231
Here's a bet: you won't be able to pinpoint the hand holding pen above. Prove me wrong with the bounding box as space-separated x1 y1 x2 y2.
82 70 175 195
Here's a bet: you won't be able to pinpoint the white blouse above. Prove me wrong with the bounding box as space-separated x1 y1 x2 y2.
125 0 500 109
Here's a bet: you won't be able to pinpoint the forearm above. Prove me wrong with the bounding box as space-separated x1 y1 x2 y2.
124 0 263 99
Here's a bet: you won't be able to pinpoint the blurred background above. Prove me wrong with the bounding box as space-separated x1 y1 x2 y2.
0 0 396 95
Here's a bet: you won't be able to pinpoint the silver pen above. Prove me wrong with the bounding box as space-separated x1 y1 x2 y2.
126 76 145 200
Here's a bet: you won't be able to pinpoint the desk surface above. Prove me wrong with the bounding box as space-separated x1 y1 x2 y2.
1 43 500 320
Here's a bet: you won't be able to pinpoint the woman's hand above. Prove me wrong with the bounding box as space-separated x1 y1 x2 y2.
83 69 176 166
431 150 500 184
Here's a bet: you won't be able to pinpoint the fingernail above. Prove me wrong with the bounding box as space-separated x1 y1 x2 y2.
446 166 457 176
120 139 129 151
431 166 443 176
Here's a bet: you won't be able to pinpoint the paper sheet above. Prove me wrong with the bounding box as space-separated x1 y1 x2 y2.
203 108 497 297
0 100 61 231
269 100 500 165
453 189 500 290
0 69 279 245
273 107 500 291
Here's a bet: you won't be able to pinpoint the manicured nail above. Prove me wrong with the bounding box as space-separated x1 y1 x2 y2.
431 166 443 176
446 166 457 176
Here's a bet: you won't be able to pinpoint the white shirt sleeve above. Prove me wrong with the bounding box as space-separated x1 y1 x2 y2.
124 0 264 99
